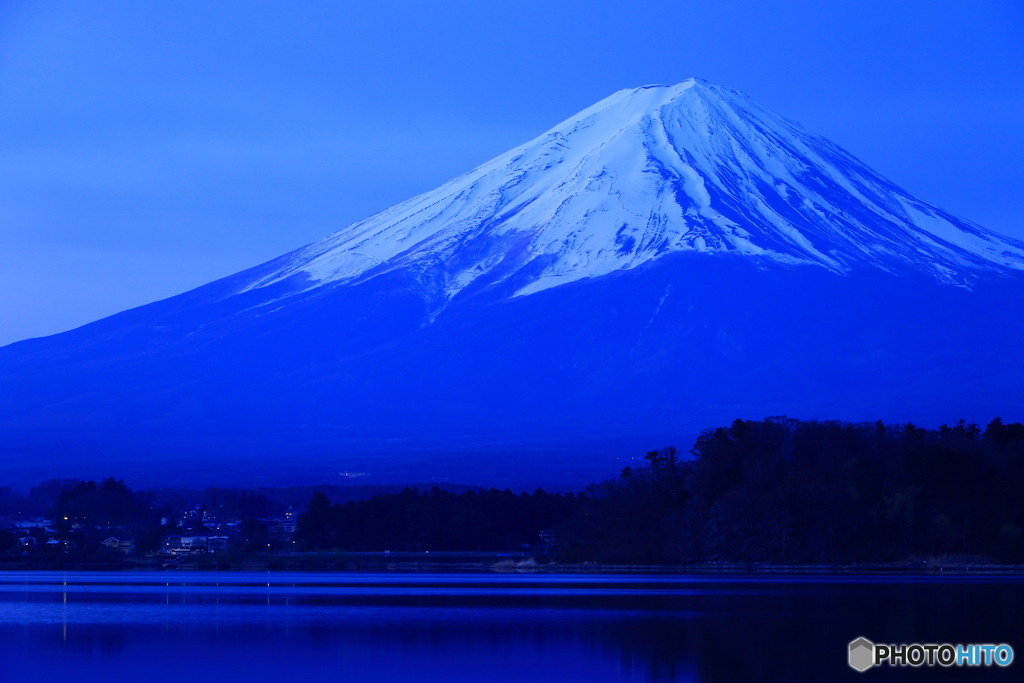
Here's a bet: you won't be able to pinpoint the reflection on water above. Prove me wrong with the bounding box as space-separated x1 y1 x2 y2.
1 571 1021 682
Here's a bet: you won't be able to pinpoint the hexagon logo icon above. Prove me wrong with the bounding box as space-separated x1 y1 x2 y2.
849 637 874 672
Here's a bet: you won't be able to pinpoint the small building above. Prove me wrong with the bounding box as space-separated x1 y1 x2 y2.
102 537 136 555
161 535 210 555
181 535 209 552
46 538 77 552
261 517 296 539
207 536 230 553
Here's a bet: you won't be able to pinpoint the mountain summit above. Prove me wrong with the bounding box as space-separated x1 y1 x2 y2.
2 80 1023 488
238 78 1023 308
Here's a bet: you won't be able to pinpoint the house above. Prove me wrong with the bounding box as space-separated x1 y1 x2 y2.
101 537 136 554
161 535 210 555
46 538 77 552
263 511 297 537
207 536 230 553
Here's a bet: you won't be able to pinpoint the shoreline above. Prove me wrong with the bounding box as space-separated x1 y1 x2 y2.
3 555 1024 576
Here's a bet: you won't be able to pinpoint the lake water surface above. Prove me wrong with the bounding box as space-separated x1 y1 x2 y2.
1 571 1021 681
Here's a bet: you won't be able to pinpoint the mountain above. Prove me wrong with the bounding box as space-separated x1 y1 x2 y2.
241 80 1024 296
2 79 1023 489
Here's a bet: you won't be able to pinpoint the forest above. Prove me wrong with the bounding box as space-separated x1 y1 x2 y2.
552 416 1024 564
294 486 578 552
295 416 1024 565
3 416 1024 566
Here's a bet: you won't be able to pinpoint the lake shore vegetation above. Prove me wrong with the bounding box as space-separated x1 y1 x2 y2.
2 416 1023 570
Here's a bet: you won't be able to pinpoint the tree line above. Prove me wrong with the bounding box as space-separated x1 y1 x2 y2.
6 415 1024 566
295 486 578 552
552 417 1024 564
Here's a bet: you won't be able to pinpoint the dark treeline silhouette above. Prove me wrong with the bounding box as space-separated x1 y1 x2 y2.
295 487 578 552
555 417 1024 564
6 416 1024 566
22 477 170 558
195 483 482 515
54 478 154 527
0 481 482 523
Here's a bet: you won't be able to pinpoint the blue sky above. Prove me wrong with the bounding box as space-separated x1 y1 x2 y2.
2 0 1022 346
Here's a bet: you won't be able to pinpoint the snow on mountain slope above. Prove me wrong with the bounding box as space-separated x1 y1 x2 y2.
237 78 1024 304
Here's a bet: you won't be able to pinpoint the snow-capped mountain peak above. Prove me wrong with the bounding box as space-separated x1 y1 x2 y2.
240 79 1024 300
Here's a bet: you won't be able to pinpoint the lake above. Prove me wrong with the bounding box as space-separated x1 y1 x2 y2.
0 571 1020 681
